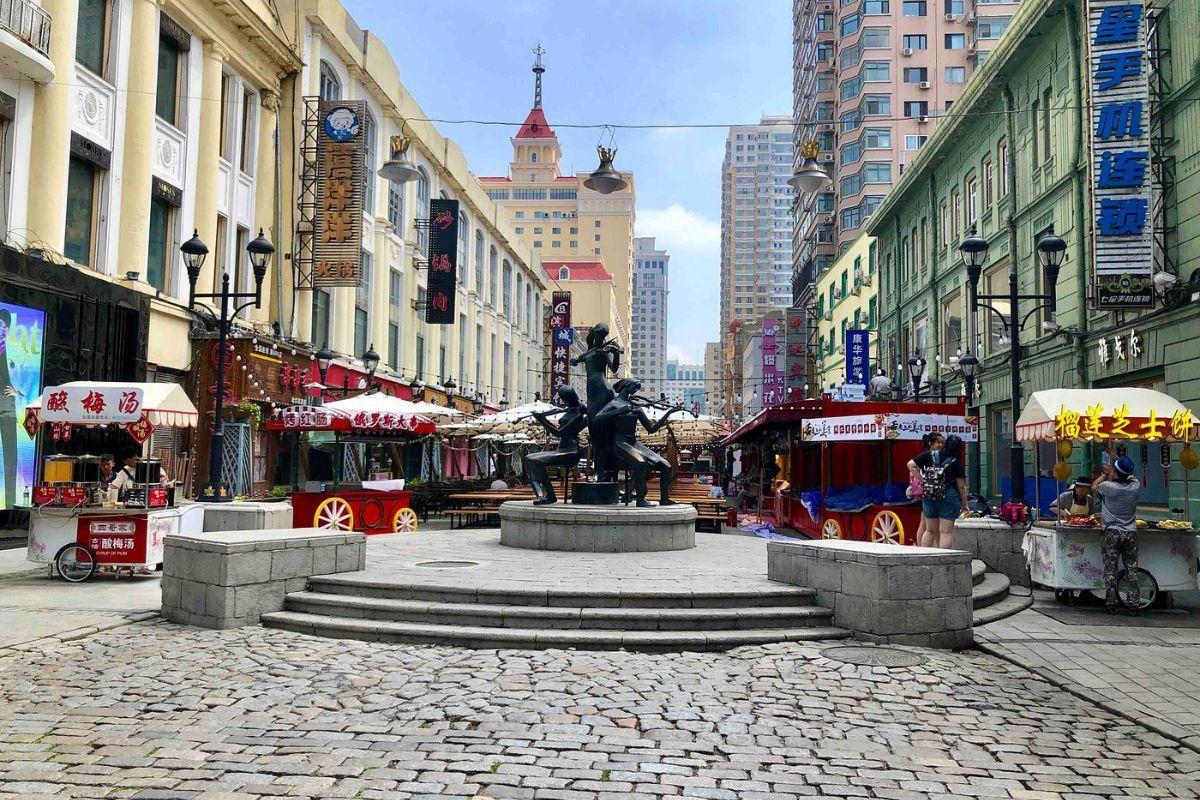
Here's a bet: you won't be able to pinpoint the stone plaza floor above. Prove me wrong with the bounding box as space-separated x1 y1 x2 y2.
2 619 1199 799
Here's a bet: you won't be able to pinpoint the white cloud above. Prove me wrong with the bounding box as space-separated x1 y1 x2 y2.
635 204 720 252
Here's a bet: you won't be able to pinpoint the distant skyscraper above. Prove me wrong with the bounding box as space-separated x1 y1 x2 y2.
664 359 706 414
719 115 794 415
632 237 668 396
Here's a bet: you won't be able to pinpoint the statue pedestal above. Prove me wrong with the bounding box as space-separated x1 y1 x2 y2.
499 501 697 552
571 482 620 505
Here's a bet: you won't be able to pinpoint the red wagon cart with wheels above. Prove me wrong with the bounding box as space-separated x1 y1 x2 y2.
265 395 435 534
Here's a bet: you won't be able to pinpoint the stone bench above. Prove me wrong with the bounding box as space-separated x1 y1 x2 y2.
768 539 973 649
161 528 365 629
202 500 293 533
953 517 1031 588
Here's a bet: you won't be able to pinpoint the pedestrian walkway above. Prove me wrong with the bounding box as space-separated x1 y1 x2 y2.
976 592 1200 750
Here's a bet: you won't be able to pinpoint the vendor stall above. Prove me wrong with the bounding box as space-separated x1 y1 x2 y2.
1017 388 1199 609
22 382 202 582
266 394 435 534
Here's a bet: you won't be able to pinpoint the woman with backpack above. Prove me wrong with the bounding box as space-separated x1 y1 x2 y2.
909 432 942 547
908 434 968 548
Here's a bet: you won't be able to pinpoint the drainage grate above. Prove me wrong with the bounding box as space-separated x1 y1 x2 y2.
414 560 480 569
820 645 927 668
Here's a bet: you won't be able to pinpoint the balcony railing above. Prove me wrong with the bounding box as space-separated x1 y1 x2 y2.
0 0 51 57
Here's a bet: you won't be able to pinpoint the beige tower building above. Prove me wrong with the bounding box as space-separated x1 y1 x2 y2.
480 49 636 358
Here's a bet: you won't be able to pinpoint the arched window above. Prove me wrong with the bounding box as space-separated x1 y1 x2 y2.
416 167 430 249
530 152 538 163
502 260 513 315
559 266 569 281
458 212 469 286
362 109 376 213
474 231 484 295
489 246 498 307
319 60 341 101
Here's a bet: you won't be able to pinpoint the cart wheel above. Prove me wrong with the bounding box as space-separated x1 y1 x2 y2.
1116 568 1158 611
313 497 355 531
821 518 842 540
393 507 419 533
54 543 97 583
869 510 905 545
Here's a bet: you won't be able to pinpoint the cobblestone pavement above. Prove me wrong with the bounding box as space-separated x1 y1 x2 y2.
2 622 1199 799
976 596 1200 749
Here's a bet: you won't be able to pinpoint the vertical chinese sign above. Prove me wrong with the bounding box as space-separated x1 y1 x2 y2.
1 302 44 510
1087 1 1153 309
549 291 572 395
425 198 460 323
761 318 784 407
784 307 807 400
845 329 869 388
313 100 366 287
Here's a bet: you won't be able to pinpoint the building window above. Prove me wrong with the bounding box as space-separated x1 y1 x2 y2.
998 138 1009 194
530 151 537 163
945 66 966 83
1029 99 1040 167
76 0 110 76
904 101 929 118
1042 86 1053 162
387 174 405 234
458 212 469 287
415 333 425 380
489 246 498 307
863 0 890 13
904 134 927 150
903 0 927 15
902 34 927 50
64 157 102 268
319 60 341 101
146 196 174 292
939 201 949 249
415 168 429 250
863 94 890 115
312 290 330 346
387 323 399 369
362 110 376 213
839 13 860 36
903 67 928 84
354 308 368 357
502 260 512 315
559 266 569 280
862 61 889 82
966 176 978 224
951 189 961 239
475 324 483 390
976 16 1012 39
982 157 994 209
155 29 185 126
474 231 484 295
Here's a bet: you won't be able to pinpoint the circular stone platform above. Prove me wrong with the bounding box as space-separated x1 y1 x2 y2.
499 500 697 552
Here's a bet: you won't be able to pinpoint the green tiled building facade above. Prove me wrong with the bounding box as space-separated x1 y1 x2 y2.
865 0 1200 515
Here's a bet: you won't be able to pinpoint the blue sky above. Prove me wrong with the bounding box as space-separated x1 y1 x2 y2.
345 0 793 364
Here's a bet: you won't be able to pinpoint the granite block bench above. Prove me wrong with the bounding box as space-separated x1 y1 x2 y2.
161 528 366 629
768 539 974 649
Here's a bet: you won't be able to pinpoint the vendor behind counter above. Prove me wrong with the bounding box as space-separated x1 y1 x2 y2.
1051 477 1095 518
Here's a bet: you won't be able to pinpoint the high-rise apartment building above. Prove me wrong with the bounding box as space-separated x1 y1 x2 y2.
632 237 668 395
791 0 1019 302
704 341 722 416
719 115 794 414
480 49 637 357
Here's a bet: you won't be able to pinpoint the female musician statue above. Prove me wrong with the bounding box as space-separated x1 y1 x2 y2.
593 378 683 507
523 386 588 505
569 323 622 480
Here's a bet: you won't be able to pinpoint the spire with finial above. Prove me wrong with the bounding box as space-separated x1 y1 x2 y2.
532 42 546 109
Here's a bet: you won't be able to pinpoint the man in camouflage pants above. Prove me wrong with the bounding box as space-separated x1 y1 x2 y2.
1093 456 1143 613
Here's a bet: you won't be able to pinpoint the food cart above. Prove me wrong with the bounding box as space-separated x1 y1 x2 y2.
266 393 435 534
1017 388 1199 609
21 382 202 582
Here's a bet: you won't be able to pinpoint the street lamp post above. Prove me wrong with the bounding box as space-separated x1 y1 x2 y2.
907 353 926 402
955 348 982 497
314 342 379 400
183 228 275 502
960 226 1066 507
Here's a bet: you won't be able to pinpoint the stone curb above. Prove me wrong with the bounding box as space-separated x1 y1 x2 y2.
0 610 161 658
976 640 1200 754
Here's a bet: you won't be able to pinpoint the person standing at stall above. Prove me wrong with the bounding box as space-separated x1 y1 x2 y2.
1093 456 1143 614
908 432 943 547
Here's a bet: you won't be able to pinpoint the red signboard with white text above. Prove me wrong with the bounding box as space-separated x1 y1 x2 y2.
77 515 148 564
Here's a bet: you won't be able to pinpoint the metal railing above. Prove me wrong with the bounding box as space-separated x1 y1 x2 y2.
0 0 51 58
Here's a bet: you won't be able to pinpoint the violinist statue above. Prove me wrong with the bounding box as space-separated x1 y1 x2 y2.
523 385 588 505
593 378 684 507
569 323 622 480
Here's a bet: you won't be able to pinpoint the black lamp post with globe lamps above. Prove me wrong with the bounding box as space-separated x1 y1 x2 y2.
952 348 982 498
314 341 379 399
183 228 275 502
959 226 1067 508
907 352 926 402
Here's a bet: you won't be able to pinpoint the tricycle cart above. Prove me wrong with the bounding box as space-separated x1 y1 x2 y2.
21 382 202 582
1016 387 1200 609
266 394 436 534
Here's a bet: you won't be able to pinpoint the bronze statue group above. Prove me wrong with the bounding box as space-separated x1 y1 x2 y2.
523 323 685 507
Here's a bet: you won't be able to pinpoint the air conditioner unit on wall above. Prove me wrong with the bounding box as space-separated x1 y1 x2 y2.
967 11 977 21
901 48 913 56
821 153 834 162
918 115 930 123
944 13 956 21
919 81 931 90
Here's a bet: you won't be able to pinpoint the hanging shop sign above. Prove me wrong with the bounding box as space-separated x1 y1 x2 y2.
1087 1 1153 309
785 307 807 398
37 386 144 424
549 291 572 394
802 413 978 442
424 198 459 323
845 328 869 388
1052 404 1197 441
1096 327 1143 368
313 100 366 287
761 318 784 407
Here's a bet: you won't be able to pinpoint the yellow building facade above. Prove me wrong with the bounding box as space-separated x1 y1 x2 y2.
479 52 636 360
814 234 879 392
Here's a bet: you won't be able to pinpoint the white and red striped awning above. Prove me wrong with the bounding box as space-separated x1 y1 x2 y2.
1016 388 1197 442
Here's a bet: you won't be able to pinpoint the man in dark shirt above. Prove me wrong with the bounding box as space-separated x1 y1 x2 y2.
1093 456 1143 613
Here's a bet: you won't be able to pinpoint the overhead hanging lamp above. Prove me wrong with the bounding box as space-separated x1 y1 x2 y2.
378 134 421 184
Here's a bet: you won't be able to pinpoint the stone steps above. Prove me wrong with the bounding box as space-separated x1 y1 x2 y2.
261 610 852 651
972 571 1012 609
968 559 1032 625
973 591 1035 626
281 591 835 631
971 559 987 585
307 575 819 608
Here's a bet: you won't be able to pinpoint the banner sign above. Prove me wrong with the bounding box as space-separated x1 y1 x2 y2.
77 515 148 565
1 301 44 510
1046 403 1197 442
761 318 784 406
313 100 366 287
785 308 807 398
549 292 572 394
424 198 460 324
845 328 869 387
802 413 978 442
1087 1 1153 309
38 386 143 424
